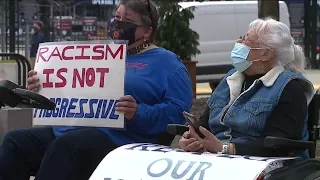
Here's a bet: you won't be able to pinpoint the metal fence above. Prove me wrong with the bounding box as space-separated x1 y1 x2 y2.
0 0 116 59
0 53 31 87
0 0 32 58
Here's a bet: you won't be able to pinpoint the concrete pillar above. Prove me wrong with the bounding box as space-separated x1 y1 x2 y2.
0 108 33 142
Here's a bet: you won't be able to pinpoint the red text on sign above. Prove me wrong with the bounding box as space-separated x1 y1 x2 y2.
72 68 109 88
36 44 124 63
42 68 109 88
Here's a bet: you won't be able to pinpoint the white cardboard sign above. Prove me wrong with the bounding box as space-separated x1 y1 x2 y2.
33 41 126 128
90 143 295 180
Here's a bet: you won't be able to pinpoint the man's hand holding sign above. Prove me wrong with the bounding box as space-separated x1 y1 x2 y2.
30 41 130 127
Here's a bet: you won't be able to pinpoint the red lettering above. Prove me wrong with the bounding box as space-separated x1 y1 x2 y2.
96 68 109 87
55 68 68 88
48 47 63 62
36 44 125 62
92 45 105 60
72 68 109 88
36 47 49 63
106 44 124 60
42 69 54 88
75 45 90 60
85 68 95 87
62 46 75 60
72 68 85 88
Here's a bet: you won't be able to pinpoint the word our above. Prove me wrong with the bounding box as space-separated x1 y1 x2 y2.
147 158 211 180
33 98 120 120
103 158 212 180
36 44 125 62
42 67 109 88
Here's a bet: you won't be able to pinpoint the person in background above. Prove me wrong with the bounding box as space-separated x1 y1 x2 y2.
179 17 314 158
0 0 193 180
30 21 45 69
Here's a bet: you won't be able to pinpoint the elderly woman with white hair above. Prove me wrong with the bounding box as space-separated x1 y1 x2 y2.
179 17 315 158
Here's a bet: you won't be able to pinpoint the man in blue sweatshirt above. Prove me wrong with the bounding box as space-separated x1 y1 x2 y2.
0 1 193 179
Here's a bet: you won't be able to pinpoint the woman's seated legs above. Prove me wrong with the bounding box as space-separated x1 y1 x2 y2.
0 127 55 180
35 128 118 180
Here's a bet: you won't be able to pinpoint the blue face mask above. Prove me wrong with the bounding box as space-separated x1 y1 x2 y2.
230 43 253 72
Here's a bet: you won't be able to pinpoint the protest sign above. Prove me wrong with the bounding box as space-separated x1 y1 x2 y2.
90 143 295 180
33 40 126 128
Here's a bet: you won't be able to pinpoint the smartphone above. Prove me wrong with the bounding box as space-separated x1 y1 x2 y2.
182 111 205 138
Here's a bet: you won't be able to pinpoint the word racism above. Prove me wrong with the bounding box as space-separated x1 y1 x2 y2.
34 97 120 120
36 44 125 88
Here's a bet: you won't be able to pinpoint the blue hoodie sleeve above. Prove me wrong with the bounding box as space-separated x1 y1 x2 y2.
128 67 193 135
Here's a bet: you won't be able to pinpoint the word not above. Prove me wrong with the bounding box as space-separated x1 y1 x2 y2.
34 98 119 120
125 143 279 162
42 68 109 88
36 44 125 62
147 158 212 180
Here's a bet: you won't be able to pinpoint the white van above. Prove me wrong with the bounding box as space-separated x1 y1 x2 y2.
178 1 290 89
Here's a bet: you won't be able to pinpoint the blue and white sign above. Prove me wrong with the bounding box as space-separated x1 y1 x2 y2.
90 143 296 180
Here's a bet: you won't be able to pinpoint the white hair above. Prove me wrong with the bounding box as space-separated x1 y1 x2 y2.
249 17 306 74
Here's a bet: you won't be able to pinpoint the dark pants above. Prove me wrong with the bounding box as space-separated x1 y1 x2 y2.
0 127 117 180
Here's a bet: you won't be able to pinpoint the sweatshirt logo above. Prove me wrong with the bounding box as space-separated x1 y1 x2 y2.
126 62 148 73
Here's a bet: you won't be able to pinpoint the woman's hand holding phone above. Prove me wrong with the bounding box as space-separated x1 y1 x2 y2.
182 111 205 138
180 111 225 153
178 127 206 152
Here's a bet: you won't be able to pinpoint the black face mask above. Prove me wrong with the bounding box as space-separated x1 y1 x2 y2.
108 20 142 45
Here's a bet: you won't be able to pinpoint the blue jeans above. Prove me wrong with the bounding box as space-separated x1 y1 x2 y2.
0 127 117 180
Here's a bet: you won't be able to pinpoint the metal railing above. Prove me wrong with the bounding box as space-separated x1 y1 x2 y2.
0 53 31 88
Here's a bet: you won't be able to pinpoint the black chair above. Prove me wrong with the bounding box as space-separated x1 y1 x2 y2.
264 159 320 180
156 132 175 146
264 88 320 158
167 89 320 180
0 80 56 110
263 89 320 180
